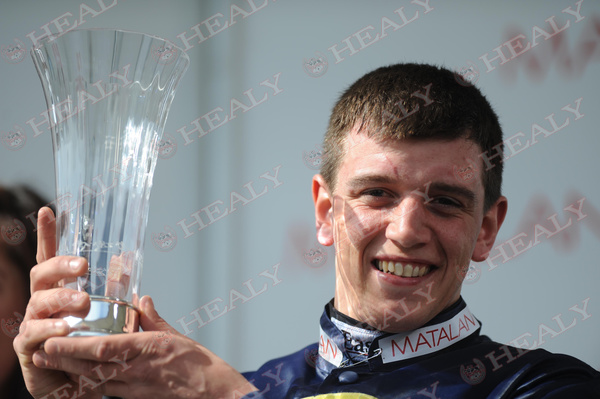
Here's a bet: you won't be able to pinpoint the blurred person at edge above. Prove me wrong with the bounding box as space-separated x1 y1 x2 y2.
0 186 49 399
13 63 600 398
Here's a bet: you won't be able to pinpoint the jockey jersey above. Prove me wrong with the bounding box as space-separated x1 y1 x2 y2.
242 297 600 398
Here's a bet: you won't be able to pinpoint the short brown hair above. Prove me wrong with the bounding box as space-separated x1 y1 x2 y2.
321 63 503 212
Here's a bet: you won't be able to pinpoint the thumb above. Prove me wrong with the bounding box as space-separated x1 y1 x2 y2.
139 295 176 333
36 207 56 264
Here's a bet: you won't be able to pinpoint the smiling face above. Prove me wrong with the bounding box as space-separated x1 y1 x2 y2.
312 129 507 332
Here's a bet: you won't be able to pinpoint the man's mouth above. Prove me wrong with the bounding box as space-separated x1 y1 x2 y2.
374 260 433 278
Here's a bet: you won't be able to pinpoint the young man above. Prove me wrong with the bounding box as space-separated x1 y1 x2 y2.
14 64 600 398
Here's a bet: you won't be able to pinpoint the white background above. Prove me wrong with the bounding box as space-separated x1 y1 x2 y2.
0 0 598 373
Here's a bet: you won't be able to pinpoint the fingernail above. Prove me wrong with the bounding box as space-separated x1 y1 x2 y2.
71 291 85 303
33 351 48 367
69 258 82 270
54 320 67 331
145 296 154 309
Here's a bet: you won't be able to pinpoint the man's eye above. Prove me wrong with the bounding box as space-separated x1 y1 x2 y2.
430 196 462 208
362 189 389 198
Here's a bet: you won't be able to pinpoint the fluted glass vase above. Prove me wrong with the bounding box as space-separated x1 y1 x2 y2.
31 29 189 335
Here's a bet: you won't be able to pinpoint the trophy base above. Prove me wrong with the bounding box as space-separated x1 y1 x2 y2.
64 296 139 336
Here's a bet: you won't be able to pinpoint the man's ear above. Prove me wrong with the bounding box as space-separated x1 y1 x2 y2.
312 174 334 247
472 196 508 262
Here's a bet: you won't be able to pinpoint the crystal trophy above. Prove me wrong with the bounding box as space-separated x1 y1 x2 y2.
31 29 189 335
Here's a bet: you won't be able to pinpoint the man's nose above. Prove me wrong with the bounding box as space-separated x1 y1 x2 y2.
385 197 431 248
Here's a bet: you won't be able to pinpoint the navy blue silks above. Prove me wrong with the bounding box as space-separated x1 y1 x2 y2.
242 298 600 398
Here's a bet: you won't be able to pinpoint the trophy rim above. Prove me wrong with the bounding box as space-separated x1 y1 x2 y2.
30 27 190 63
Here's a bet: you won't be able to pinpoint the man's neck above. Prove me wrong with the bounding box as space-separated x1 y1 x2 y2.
328 297 466 333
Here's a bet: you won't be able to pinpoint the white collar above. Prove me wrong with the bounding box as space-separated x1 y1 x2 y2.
319 305 480 367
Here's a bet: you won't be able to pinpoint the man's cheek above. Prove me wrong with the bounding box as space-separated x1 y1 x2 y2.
337 208 387 248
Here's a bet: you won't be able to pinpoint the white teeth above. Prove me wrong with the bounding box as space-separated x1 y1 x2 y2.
394 262 403 277
412 265 420 277
377 260 431 278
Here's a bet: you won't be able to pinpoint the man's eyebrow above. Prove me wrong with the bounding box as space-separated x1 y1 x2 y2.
427 182 477 204
346 174 398 189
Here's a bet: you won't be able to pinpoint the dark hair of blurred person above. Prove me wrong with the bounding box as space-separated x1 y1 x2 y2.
0 185 49 399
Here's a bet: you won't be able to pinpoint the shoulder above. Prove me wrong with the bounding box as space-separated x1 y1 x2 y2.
460 335 600 397
381 335 600 397
242 343 320 398
472 334 597 371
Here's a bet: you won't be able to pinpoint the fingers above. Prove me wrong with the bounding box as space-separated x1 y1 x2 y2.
33 355 128 398
139 296 177 333
30 256 88 293
36 207 56 264
35 353 149 399
13 318 70 358
42 357 131 399
105 253 133 298
25 288 90 321
36 333 186 398
43 333 143 363
33 350 126 382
